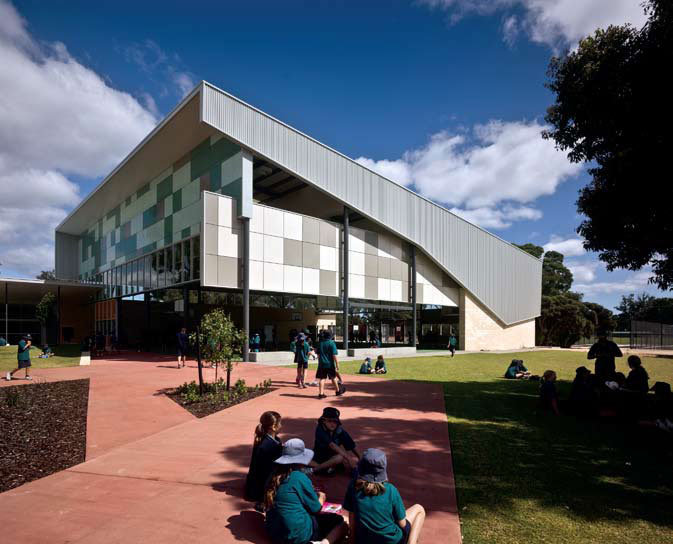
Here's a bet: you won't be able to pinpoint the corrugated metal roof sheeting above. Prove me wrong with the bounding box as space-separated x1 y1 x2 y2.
201 83 541 325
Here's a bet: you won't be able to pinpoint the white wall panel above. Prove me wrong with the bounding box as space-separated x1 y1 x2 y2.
264 262 284 292
263 235 284 264
283 265 302 293
283 212 303 241
302 268 320 295
320 246 337 272
349 274 365 298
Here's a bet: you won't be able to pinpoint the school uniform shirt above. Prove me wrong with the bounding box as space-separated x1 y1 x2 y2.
588 340 622 378
359 362 372 374
625 366 649 393
343 481 406 544
294 342 310 364
265 470 322 544
313 423 356 463
17 340 30 362
539 381 558 411
245 435 283 502
504 363 527 379
375 360 387 372
318 340 338 369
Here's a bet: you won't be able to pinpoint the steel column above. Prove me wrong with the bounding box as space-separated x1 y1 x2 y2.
242 217 250 362
4 283 8 344
342 206 349 351
411 245 417 348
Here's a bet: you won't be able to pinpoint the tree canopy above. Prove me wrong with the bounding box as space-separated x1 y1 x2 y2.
543 0 673 289
36 269 56 280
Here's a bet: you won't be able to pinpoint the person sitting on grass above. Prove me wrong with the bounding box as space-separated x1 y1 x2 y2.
343 448 426 544
245 411 283 511
538 370 560 415
359 357 373 374
375 355 388 374
39 344 53 358
264 438 347 544
313 407 360 474
6 334 32 381
568 366 597 417
623 355 650 394
504 359 531 379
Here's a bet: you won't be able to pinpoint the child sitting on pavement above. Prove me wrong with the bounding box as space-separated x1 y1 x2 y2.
264 438 347 544
375 355 387 374
312 407 360 474
245 411 283 511
359 357 373 374
343 448 426 544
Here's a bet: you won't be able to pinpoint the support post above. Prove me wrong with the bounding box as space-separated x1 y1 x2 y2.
410 245 417 348
57 286 61 345
242 217 250 362
342 206 349 351
240 149 254 362
4 283 8 344
182 286 189 328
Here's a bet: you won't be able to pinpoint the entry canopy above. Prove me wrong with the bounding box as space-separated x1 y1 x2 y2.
57 82 541 326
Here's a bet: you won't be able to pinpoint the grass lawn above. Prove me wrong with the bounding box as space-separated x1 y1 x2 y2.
0 344 81 372
339 351 673 544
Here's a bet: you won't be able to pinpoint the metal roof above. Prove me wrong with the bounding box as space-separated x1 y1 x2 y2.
58 81 541 325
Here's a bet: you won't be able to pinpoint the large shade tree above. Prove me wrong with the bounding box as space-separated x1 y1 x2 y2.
544 0 673 289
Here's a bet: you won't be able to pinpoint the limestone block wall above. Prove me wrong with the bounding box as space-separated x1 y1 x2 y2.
459 289 535 351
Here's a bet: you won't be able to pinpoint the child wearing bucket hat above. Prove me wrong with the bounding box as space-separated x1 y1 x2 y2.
264 438 347 544
312 407 360 473
343 448 426 544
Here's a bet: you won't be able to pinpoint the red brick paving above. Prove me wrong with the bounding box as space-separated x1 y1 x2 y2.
1 356 461 543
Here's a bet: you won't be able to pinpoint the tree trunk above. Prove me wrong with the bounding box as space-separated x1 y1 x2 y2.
226 364 231 391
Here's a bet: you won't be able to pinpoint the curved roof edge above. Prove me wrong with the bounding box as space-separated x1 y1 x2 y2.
200 82 541 325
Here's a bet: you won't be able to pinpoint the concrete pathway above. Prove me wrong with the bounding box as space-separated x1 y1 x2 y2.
1 357 461 543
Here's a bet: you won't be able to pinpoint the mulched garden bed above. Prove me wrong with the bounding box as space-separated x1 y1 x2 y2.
165 377 274 418
0 379 89 493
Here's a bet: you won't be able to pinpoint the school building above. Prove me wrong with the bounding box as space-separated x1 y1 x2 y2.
40 81 541 357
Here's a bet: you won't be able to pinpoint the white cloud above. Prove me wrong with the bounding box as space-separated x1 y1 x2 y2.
419 0 648 48
0 0 157 277
124 39 196 99
543 235 586 257
360 121 581 209
357 119 577 229
566 260 599 283
575 270 653 295
450 204 542 229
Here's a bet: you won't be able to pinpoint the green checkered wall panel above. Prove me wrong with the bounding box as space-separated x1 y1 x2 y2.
78 135 240 279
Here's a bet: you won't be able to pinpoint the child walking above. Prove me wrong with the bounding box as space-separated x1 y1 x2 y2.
313 407 360 473
343 448 426 544
245 411 283 511
6 334 32 381
294 333 310 388
264 438 347 544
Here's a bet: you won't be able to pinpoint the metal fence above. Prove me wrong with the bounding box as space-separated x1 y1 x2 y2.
630 320 673 350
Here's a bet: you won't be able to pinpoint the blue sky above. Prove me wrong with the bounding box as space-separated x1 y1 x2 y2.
0 0 662 313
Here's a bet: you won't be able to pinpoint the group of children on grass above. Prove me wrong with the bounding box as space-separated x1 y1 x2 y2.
245 409 425 544
504 332 673 434
359 356 387 375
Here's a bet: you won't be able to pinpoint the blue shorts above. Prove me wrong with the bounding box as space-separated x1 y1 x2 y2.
296 361 308 369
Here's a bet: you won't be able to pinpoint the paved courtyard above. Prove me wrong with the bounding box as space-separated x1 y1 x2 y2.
1 356 461 543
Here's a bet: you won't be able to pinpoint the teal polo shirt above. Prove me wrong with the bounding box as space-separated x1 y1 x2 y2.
17 340 31 362
294 342 310 364
265 470 322 544
318 339 338 369
343 481 406 544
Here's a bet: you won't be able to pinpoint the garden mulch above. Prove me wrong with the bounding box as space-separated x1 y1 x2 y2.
0 379 89 493
165 384 275 418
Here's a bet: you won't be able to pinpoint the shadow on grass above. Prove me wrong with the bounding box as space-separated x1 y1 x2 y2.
208 375 673 540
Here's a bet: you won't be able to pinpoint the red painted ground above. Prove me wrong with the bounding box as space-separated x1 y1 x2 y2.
1 356 461 543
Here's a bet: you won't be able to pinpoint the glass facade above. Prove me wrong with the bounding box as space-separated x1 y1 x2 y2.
86 236 200 299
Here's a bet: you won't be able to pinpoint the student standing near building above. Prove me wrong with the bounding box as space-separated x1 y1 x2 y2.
6 334 33 381
587 330 622 382
177 327 189 368
294 333 310 388
317 332 344 399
